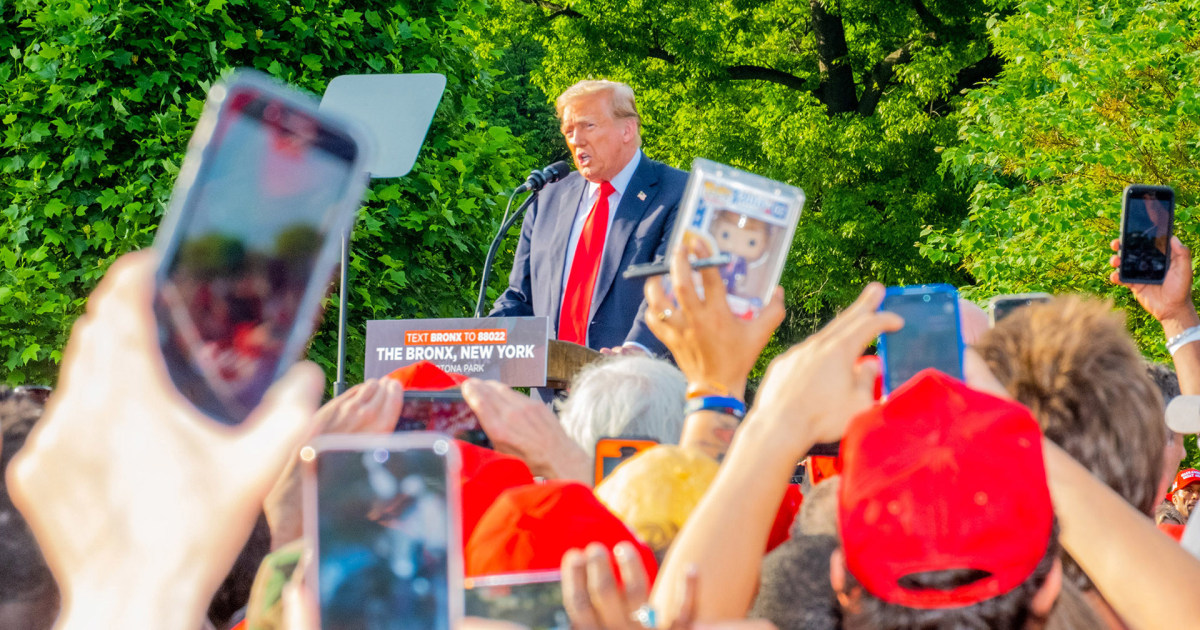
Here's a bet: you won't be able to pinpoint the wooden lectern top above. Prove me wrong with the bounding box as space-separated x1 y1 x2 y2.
546 340 603 390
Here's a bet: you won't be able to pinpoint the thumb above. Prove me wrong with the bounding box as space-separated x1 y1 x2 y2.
239 361 326 473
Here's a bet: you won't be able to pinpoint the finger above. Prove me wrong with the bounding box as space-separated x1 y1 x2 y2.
585 543 630 628
1109 254 1120 269
282 548 319 630
600 347 613 355
827 308 905 357
85 250 157 318
325 380 377 433
754 287 786 335
614 542 648 614
852 355 882 403
562 548 602 630
462 379 501 427
372 378 405 433
696 260 728 308
669 241 703 314
1110 270 1127 287
1110 238 1120 252
644 274 674 316
239 361 325 482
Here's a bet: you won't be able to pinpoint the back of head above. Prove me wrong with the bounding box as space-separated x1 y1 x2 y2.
558 355 686 455
975 296 1165 591
0 387 58 630
837 371 1058 630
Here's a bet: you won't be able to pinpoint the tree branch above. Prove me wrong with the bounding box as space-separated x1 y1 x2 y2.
520 0 582 18
856 41 918 116
810 0 858 114
950 52 1003 94
908 0 950 40
725 65 810 91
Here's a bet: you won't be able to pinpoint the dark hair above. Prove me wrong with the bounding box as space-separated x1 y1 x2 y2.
976 296 1164 592
842 526 1060 630
1144 361 1180 405
750 534 842 630
0 386 59 623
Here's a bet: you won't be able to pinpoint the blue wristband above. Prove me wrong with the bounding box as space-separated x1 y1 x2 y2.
684 395 746 420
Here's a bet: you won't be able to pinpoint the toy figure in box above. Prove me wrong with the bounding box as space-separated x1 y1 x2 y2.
709 209 771 298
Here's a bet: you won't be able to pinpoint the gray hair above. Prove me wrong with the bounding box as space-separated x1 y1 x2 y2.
557 355 686 455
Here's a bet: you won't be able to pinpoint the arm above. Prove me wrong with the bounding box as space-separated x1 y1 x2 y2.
7 251 323 630
648 258 900 623
1043 438 1200 629
489 198 539 317
1110 236 1200 394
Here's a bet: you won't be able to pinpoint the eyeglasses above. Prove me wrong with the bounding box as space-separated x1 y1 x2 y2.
13 385 52 406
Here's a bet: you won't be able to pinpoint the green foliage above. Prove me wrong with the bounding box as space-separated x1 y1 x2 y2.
485 0 1000 369
0 0 537 387
929 0 1200 354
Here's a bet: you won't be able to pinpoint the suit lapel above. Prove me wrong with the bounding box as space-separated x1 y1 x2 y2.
590 159 660 322
545 175 587 335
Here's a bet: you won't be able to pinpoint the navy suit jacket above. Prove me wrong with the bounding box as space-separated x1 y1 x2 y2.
490 156 687 356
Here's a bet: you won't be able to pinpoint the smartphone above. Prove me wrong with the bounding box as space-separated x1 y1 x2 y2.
396 390 491 448
153 70 369 424
304 433 462 630
988 292 1052 326
878 284 964 394
594 437 658 486
464 570 569 629
1119 184 1175 285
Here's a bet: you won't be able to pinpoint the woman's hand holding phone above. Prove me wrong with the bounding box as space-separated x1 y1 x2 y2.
8 252 324 630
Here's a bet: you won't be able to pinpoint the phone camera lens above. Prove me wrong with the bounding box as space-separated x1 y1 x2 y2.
372 449 389 463
923 294 931 302
433 439 450 455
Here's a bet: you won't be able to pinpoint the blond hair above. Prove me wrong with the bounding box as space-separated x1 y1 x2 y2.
555 79 640 123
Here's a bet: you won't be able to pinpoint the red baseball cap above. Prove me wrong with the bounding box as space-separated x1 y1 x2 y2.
1171 468 1200 494
386 360 468 390
456 440 534 544
838 369 1053 610
465 480 658 583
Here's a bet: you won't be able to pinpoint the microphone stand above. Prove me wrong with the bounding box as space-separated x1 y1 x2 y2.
474 191 539 317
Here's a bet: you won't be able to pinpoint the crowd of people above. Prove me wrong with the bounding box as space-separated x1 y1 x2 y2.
3 232 1200 629
3 76 1200 630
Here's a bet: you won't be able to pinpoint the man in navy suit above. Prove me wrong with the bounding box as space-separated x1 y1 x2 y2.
490 80 686 357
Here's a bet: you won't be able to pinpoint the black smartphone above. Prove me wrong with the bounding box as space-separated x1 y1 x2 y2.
877 284 964 394
988 292 1052 326
464 570 569 629
305 434 461 630
396 390 491 448
153 71 368 424
1119 184 1175 285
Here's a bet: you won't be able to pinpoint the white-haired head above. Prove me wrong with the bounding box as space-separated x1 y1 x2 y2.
558 355 686 455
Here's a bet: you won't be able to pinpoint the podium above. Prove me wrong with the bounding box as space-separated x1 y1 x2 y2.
545 340 604 391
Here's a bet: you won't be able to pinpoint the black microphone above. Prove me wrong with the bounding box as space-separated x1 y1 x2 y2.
514 160 571 194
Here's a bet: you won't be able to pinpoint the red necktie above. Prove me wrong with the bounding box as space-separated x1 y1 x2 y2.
559 181 615 345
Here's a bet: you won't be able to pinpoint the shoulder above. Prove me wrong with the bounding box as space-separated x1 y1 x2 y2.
641 155 688 193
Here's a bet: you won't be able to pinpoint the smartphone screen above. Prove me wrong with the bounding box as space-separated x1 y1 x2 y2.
879 286 963 393
989 293 1051 325
315 440 455 630
396 392 491 448
1121 185 1175 284
155 79 362 424
464 571 569 629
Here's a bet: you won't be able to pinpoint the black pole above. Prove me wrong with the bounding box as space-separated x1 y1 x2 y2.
474 191 538 317
334 222 352 397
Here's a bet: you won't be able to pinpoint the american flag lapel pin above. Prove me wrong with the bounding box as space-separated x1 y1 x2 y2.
637 191 647 201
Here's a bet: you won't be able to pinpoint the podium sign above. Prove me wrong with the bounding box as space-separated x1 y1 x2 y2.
364 316 550 386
